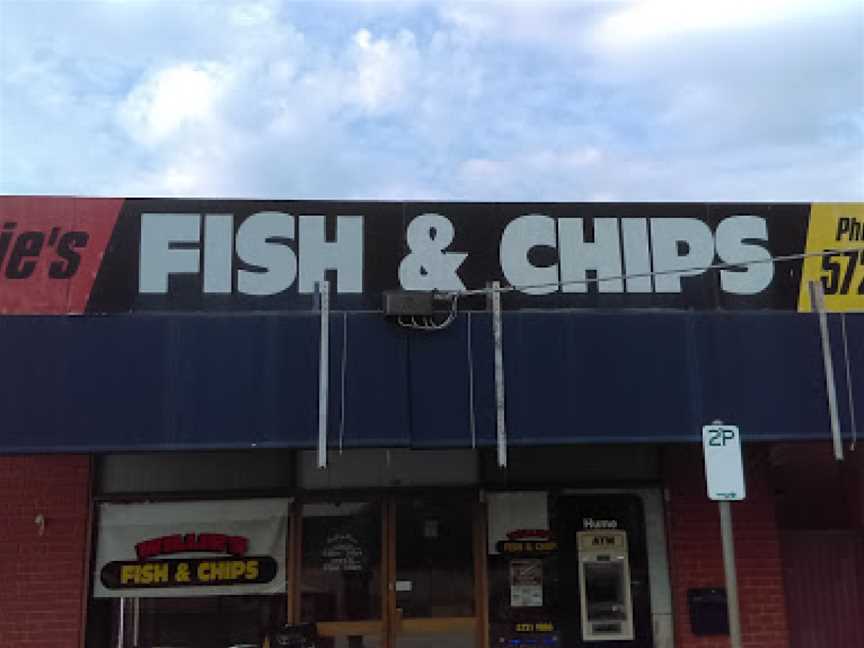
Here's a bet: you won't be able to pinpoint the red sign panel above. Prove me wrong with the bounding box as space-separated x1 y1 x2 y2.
0 197 122 314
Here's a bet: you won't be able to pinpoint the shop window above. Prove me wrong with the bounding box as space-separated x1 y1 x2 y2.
487 492 652 647
107 595 286 648
87 498 290 648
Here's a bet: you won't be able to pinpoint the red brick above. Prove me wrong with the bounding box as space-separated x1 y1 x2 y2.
0 455 90 648
664 444 791 648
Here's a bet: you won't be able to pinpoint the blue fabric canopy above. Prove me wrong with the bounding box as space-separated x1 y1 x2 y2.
0 311 860 453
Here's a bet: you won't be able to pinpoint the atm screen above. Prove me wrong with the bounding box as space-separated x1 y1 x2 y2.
584 562 628 622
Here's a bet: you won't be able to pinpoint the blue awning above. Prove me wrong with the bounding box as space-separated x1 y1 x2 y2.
0 312 860 453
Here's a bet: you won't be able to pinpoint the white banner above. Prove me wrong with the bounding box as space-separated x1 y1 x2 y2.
487 491 549 555
93 498 289 598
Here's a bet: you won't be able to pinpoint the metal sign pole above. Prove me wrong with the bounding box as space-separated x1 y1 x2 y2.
702 422 746 648
317 280 330 469
719 501 742 648
809 280 844 461
491 281 507 468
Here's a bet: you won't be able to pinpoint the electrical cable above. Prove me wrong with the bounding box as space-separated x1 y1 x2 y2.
444 245 864 298
393 245 864 332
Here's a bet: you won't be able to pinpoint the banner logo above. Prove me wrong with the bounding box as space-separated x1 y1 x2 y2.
93 499 289 598
100 556 278 590
99 530 277 590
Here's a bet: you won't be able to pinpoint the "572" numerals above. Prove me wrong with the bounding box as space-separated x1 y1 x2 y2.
820 249 864 295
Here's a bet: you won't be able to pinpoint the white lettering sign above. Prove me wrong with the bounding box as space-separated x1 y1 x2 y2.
138 212 774 300
702 424 746 501
138 212 364 296
499 214 773 295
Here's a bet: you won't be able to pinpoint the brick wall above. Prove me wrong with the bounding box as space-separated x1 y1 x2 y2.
0 455 91 647
663 444 790 648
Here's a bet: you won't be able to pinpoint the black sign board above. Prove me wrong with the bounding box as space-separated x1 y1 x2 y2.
92 200 812 312
6 197 848 313
100 556 278 590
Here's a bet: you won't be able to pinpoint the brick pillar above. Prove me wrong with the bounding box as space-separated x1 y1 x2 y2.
663 444 790 648
0 455 91 647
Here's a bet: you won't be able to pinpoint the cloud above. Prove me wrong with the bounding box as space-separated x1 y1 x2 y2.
347 29 419 114
457 148 604 199
0 0 861 200
593 0 859 48
118 63 231 144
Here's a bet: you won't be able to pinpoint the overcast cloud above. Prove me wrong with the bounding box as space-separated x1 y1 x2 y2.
0 0 861 200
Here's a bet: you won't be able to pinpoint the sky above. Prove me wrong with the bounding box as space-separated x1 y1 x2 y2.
0 0 862 201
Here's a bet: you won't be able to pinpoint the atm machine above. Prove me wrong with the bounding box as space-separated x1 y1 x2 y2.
576 529 634 642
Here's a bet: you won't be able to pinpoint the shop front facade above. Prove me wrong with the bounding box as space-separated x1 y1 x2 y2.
0 198 862 648
83 447 674 648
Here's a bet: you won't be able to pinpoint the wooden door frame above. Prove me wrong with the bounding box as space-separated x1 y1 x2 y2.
384 496 397 648
287 497 301 624
474 498 490 648
291 490 489 648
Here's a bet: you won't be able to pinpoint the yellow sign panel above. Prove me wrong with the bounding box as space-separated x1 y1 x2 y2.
578 530 627 552
499 540 558 553
103 557 274 590
798 203 864 312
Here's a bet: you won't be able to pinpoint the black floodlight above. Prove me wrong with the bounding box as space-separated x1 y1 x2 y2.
383 290 436 316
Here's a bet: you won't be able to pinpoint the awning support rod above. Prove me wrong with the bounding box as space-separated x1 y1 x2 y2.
317 280 331 469
491 281 508 468
840 314 857 451
809 280 844 461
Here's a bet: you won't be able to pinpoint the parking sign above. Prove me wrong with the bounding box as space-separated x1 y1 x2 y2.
702 424 746 501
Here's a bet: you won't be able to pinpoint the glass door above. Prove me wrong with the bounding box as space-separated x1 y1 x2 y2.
390 495 479 648
298 494 482 648
300 499 385 648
